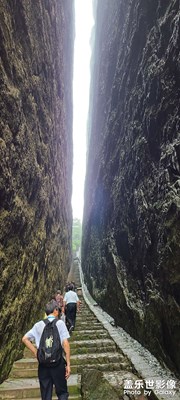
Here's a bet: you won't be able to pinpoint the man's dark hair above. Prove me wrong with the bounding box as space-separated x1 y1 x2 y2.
68 283 74 291
45 299 59 316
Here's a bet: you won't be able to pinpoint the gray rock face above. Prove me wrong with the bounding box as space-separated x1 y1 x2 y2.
0 0 74 381
82 0 180 375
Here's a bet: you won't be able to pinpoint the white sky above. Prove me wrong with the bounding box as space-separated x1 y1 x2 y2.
72 0 94 221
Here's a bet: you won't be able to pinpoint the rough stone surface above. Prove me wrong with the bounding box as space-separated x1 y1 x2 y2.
81 368 120 400
0 0 74 381
82 0 180 375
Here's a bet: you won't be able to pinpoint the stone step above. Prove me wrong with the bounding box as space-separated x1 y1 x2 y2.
75 320 100 325
79 308 92 312
76 314 98 319
76 316 100 320
76 312 100 324
77 361 131 373
10 365 81 378
77 309 90 314
74 323 103 331
76 312 98 318
70 338 116 348
78 305 91 309
69 397 82 400
71 343 116 355
70 330 110 340
11 359 38 370
71 329 109 335
76 315 97 321
10 368 38 379
23 349 36 359
75 320 99 325
0 375 80 399
77 306 96 311
70 352 124 365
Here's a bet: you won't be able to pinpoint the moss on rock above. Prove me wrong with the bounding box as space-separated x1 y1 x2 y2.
0 0 74 382
82 0 180 375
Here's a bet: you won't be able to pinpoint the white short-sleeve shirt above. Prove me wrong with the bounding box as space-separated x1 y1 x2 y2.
63 290 79 304
25 316 70 348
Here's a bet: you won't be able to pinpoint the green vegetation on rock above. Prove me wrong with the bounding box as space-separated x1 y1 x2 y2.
0 0 74 382
72 218 82 257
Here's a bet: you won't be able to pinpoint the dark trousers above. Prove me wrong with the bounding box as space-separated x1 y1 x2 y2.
38 358 68 400
66 303 77 329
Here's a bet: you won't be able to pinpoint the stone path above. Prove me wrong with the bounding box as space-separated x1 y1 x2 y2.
79 264 180 400
0 262 179 400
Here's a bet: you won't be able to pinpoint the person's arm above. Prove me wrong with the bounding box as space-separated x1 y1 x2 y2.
22 335 37 358
77 300 80 312
63 293 67 310
75 293 80 311
63 339 71 379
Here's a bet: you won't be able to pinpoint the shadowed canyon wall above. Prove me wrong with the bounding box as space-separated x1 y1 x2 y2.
0 0 74 381
82 0 180 374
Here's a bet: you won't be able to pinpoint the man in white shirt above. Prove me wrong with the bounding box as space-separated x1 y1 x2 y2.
22 300 70 400
63 284 80 333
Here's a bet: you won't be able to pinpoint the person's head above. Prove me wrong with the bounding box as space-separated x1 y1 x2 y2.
55 290 62 301
68 283 74 291
45 299 59 316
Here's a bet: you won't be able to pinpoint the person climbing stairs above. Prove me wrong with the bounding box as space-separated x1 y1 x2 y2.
0 295 133 399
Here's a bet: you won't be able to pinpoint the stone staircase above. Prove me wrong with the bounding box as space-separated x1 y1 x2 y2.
0 263 145 400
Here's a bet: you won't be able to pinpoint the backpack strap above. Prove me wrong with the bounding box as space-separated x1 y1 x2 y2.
43 318 50 325
52 318 59 326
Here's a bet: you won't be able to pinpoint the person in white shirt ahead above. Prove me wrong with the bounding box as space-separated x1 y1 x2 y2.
22 300 70 400
63 284 80 333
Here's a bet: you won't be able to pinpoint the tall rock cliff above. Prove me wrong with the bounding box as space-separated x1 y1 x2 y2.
82 0 180 375
0 0 74 381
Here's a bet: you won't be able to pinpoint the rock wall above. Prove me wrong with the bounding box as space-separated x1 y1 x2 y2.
82 0 180 375
0 0 74 381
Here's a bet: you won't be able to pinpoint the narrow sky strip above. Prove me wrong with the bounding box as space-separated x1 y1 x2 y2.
72 0 94 221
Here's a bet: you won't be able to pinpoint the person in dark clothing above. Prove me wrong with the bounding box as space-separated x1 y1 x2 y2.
63 284 80 333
